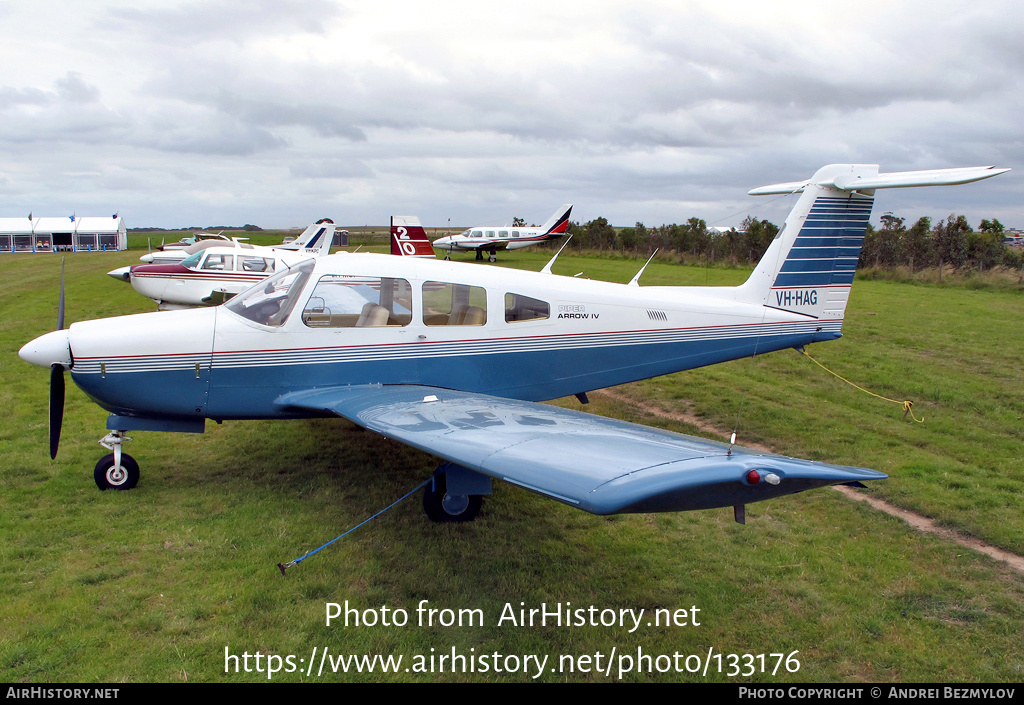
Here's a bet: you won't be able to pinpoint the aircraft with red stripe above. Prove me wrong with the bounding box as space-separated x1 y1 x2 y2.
433 204 572 262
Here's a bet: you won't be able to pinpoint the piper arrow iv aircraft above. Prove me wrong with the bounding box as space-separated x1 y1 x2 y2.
108 219 336 309
20 165 1007 526
433 204 572 262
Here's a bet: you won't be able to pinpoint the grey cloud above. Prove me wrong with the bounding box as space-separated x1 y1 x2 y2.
0 85 53 108
55 72 101 104
289 158 373 179
103 0 343 43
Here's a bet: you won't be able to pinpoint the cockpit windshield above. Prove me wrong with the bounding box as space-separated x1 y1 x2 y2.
180 252 203 268
224 260 315 327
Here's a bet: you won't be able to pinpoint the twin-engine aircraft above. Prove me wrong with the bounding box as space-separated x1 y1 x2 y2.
107 219 336 309
433 204 572 261
19 164 1007 525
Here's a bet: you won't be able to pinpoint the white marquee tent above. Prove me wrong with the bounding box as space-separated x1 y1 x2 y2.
0 215 127 252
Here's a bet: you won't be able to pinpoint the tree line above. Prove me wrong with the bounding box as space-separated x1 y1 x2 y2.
555 214 1023 274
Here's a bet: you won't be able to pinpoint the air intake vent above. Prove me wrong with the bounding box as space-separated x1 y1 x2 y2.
647 310 667 321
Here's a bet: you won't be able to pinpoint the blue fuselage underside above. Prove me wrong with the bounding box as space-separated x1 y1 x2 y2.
72 328 840 425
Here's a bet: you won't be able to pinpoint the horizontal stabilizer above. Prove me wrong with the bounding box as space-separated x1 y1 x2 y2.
749 165 1009 195
276 385 885 516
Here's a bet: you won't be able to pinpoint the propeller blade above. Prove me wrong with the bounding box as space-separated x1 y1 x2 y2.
49 363 65 459
57 258 65 331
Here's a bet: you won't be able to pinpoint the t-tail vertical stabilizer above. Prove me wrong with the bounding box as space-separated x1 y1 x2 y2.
736 164 1008 324
391 216 437 257
277 218 336 256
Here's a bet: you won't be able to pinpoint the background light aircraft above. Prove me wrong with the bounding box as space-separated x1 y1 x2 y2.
433 204 572 262
108 219 336 309
138 219 336 265
19 164 1006 527
156 231 229 251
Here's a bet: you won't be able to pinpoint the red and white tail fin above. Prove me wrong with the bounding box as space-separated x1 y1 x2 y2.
391 216 436 257
540 204 573 236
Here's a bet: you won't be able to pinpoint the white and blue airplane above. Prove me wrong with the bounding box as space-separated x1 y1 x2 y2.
433 204 573 262
107 219 337 309
19 164 1007 525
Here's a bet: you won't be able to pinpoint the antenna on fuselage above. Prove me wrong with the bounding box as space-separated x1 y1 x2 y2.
628 249 659 287
540 235 573 275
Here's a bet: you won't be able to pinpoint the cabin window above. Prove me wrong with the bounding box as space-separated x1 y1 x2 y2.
504 293 550 322
498 231 509 238
202 254 233 271
302 275 412 328
471 230 483 238
225 260 315 327
511 231 520 238
485 231 495 239
239 256 274 273
423 281 487 326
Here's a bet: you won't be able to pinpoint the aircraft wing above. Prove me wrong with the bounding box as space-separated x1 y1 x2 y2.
276 385 885 515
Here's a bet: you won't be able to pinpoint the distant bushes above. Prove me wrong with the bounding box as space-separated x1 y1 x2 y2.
554 213 1024 285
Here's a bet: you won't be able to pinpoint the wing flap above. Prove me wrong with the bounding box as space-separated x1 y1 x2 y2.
277 385 885 515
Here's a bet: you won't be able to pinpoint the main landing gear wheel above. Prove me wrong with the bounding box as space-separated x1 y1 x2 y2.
422 471 482 523
488 252 497 263
94 453 140 491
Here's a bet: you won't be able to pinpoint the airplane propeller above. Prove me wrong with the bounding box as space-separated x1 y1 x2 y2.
49 259 67 459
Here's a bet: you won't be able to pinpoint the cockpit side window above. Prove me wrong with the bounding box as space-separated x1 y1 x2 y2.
302 275 413 328
423 281 487 326
202 254 233 271
225 260 315 327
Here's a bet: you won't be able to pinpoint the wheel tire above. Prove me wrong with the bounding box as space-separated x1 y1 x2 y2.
423 472 482 523
94 453 140 491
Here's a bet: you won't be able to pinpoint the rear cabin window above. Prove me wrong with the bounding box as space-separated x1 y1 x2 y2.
505 293 550 322
423 281 487 326
239 256 274 273
302 276 413 328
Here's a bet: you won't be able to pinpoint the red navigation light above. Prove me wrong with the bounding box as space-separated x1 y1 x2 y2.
746 470 761 485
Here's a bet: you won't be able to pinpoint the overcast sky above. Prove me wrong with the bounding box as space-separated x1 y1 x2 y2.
0 0 1020 231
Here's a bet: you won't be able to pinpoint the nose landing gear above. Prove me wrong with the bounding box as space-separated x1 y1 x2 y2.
94 431 139 490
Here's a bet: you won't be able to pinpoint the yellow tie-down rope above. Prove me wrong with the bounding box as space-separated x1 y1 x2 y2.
796 347 924 423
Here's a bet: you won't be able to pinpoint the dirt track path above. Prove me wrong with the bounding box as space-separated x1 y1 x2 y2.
593 388 1024 574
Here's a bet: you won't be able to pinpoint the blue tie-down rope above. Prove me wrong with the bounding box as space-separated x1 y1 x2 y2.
277 478 430 576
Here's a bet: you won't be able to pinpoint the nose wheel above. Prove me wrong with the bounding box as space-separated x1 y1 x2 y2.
95 431 139 490
94 453 139 490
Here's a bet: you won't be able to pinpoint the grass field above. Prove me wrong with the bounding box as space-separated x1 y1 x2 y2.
1 248 1022 683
